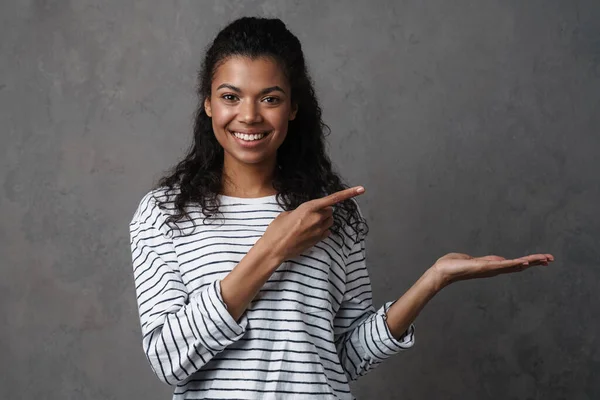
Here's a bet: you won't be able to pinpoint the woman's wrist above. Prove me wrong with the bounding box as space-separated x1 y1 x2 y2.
426 264 451 293
253 237 286 270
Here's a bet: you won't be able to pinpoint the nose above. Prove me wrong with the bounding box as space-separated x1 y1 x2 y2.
238 100 263 124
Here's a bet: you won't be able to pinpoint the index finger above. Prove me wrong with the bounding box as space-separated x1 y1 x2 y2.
308 186 365 210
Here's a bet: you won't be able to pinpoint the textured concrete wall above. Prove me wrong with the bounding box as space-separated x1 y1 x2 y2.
1 1 599 399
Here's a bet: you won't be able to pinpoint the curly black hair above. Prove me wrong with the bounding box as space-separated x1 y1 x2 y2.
156 16 367 241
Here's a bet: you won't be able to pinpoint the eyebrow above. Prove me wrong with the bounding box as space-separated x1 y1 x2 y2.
216 84 286 95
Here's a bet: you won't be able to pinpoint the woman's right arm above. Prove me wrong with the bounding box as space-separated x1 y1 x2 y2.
220 186 366 320
129 193 306 385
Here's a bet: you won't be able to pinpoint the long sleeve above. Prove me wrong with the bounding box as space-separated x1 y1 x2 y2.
129 193 248 385
333 232 415 381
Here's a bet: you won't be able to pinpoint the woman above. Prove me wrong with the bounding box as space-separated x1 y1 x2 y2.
129 16 553 399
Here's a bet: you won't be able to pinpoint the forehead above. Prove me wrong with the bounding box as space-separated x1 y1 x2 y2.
212 56 289 90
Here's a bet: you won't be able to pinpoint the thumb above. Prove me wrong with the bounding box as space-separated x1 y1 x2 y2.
439 253 472 261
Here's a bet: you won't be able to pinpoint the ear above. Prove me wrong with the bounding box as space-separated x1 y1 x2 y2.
204 98 212 117
289 103 298 121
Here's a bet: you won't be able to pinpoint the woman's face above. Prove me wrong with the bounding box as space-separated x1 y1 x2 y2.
205 56 297 168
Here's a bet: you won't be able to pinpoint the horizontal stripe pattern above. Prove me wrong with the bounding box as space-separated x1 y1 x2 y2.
130 188 415 399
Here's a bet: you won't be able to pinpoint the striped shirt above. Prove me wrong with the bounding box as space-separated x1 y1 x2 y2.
129 188 415 399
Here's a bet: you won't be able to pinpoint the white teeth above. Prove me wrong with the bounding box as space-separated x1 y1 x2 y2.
232 131 267 141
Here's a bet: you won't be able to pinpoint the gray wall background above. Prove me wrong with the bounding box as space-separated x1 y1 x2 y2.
1 1 599 399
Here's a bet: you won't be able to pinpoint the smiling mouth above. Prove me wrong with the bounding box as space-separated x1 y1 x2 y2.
228 130 272 141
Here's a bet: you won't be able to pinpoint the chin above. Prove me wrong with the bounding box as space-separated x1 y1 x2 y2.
229 151 274 166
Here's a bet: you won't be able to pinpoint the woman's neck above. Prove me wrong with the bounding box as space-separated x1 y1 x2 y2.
220 156 277 198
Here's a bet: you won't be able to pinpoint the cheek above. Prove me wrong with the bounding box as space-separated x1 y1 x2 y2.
211 105 235 129
269 109 292 131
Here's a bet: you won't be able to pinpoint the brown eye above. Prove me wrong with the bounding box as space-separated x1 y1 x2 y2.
222 94 238 102
263 96 280 104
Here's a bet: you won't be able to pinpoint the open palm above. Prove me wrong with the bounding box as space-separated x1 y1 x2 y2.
432 252 554 288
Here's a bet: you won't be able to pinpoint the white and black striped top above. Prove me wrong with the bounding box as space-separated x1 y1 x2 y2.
130 188 415 400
